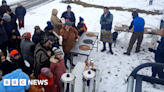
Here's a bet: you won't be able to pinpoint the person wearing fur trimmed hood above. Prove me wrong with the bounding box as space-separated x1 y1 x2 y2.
49 47 66 92
51 9 63 35
77 17 87 36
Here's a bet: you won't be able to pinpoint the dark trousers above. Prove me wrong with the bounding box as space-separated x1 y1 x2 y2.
78 30 84 36
152 67 164 79
0 41 8 57
127 32 144 53
18 19 24 28
103 42 112 51
64 53 71 66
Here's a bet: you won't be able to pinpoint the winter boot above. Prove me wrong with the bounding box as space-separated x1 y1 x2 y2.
123 52 130 56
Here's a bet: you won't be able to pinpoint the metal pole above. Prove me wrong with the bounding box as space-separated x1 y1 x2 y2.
126 76 134 92
64 83 67 92
70 53 73 73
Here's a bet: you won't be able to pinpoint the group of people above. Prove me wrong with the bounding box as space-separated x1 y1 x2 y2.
100 7 164 79
0 1 88 91
0 0 164 91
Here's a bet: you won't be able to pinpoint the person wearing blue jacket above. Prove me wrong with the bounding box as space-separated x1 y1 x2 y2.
0 69 30 92
124 11 145 56
0 16 8 57
3 13 20 40
15 3 26 29
100 7 114 55
149 27 164 79
32 26 45 45
61 5 76 28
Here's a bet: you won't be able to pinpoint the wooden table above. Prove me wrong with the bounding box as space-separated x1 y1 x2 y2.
114 25 159 35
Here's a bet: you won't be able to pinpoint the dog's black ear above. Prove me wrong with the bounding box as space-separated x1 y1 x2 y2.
113 32 118 41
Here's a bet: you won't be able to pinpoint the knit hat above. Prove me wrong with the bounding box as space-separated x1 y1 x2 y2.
2 0 6 4
80 17 84 22
6 8 11 13
132 11 138 19
41 68 51 76
45 21 54 30
52 47 63 56
34 25 40 31
10 49 19 58
48 36 55 42
67 5 71 9
0 17 2 21
65 21 72 26
3 13 11 20
22 32 31 40
40 36 49 44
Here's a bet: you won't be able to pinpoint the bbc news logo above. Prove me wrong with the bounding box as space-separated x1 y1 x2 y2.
3 79 48 86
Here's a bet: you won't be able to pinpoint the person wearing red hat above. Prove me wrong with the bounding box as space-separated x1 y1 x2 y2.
20 32 35 70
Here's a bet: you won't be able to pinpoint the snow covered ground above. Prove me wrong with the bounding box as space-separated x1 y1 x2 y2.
17 0 164 92
81 0 164 11
0 0 25 5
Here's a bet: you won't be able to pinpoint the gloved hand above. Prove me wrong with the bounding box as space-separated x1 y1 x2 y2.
157 40 160 43
148 48 155 53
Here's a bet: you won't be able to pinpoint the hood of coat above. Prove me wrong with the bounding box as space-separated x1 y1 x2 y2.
50 55 59 63
52 9 58 16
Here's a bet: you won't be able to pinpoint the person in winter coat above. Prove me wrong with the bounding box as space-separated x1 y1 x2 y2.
61 5 76 28
49 36 59 49
0 52 15 76
0 0 11 17
20 32 35 69
100 7 114 54
8 32 21 53
160 11 164 29
149 0 153 5
44 21 55 37
77 17 87 36
32 26 44 45
6 9 18 30
50 47 65 92
38 68 57 92
124 11 145 56
10 49 33 75
0 69 30 92
3 13 20 39
34 36 53 78
15 3 26 29
149 27 164 79
51 9 63 35
0 16 8 57
45 21 61 46
60 21 80 69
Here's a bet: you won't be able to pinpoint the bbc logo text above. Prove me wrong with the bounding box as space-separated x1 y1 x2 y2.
3 79 48 86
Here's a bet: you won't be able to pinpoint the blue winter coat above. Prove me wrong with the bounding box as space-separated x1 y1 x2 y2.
155 37 164 63
133 17 145 32
0 24 8 46
100 12 113 31
0 69 30 92
61 11 76 22
15 6 26 20
32 31 44 45
3 21 20 39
